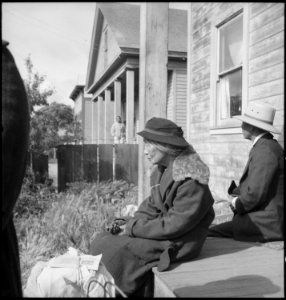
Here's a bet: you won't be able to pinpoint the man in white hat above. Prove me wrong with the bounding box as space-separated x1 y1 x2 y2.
209 102 284 242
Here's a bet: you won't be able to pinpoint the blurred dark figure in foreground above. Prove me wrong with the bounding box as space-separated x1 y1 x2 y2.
2 40 30 297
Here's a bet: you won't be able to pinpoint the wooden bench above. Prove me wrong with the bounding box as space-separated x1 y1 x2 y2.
153 237 284 297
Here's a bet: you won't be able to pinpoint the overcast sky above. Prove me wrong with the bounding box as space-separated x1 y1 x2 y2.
2 2 189 107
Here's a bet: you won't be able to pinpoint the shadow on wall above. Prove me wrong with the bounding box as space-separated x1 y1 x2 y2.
174 274 282 297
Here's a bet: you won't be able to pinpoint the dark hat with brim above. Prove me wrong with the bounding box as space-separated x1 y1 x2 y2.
137 117 189 147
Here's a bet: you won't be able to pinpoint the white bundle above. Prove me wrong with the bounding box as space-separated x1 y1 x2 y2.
24 247 115 297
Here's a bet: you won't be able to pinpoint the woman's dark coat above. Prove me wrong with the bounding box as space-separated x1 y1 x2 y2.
89 151 215 295
231 133 284 242
2 41 30 297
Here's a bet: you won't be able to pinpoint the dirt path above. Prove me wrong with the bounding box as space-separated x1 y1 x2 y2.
48 162 57 188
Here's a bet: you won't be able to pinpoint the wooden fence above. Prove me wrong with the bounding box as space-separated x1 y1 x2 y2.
57 144 138 192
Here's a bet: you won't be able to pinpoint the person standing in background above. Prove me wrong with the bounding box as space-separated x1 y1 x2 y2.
120 120 126 143
111 115 125 144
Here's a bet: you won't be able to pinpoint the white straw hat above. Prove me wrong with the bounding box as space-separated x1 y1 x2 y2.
234 102 280 134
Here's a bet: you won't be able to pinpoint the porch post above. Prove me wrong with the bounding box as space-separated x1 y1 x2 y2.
126 69 135 143
114 80 122 121
104 89 113 143
93 100 98 143
138 2 169 203
91 99 98 144
97 95 104 144
91 100 94 144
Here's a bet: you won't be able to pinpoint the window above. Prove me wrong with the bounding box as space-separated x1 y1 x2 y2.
211 9 247 132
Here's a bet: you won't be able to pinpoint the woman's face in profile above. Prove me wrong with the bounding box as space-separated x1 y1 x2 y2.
144 142 166 166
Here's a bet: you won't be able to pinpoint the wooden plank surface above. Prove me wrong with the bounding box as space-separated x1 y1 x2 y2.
153 237 284 298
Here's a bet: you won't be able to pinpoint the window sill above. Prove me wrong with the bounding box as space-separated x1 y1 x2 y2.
209 127 242 135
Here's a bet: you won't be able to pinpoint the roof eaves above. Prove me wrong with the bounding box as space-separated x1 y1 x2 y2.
70 85 85 101
86 54 125 94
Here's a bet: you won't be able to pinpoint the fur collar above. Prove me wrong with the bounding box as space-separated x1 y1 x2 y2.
172 149 210 184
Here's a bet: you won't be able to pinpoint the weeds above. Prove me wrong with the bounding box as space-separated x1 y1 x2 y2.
14 179 138 288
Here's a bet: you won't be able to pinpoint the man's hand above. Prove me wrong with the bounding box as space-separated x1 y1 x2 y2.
227 194 238 213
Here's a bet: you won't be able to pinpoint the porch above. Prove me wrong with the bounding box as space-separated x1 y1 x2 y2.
153 237 284 297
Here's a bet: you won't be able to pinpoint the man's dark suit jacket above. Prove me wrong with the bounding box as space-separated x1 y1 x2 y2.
232 133 284 242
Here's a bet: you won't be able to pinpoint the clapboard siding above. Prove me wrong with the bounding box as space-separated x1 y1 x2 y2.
250 2 277 18
188 2 284 200
249 47 284 73
94 20 121 82
249 3 284 34
249 29 284 59
249 61 283 88
249 79 284 100
258 94 284 111
250 17 284 48
167 71 175 121
166 69 187 136
248 1 284 144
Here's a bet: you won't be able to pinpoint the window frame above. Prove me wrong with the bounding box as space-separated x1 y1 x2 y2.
210 6 249 134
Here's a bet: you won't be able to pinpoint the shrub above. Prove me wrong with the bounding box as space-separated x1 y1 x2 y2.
14 166 57 218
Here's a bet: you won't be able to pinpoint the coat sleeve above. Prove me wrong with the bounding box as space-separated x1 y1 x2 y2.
125 179 211 240
235 145 279 214
133 196 161 220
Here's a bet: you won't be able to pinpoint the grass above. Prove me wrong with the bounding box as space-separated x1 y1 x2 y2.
14 180 138 288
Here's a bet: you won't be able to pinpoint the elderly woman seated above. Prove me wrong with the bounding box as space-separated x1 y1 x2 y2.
89 117 215 297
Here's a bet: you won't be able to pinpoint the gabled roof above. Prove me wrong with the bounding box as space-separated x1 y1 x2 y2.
70 85 85 101
98 2 139 50
97 2 187 52
86 2 187 91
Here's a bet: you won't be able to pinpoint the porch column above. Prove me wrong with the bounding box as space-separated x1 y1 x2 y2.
97 95 104 144
138 2 169 203
91 100 94 144
114 80 122 121
126 69 135 143
93 100 98 143
104 89 113 144
91 99 97 144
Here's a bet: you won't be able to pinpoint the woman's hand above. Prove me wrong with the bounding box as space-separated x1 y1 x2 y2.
118 224 126 235
107 219 127 235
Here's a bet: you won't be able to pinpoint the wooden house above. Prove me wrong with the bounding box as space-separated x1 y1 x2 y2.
85 2 188 144
187 2 284 200
83 2 284 201
70 84 93 144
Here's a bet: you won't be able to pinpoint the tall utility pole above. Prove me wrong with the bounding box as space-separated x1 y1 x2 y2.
138 2 169 203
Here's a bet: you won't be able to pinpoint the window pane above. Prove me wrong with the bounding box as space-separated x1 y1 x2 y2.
218 69 242 119
219 15 243 72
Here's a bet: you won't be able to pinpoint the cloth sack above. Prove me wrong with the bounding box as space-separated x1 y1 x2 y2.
24 247 115 297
